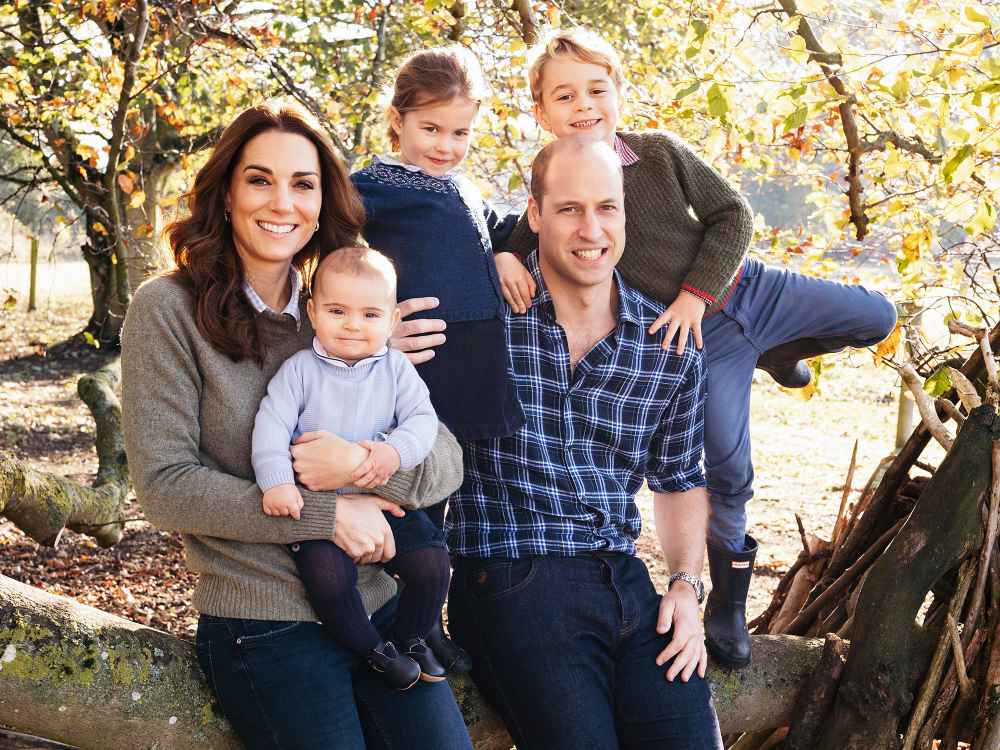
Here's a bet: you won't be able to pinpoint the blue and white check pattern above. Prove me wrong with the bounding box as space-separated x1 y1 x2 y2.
448 252 707 558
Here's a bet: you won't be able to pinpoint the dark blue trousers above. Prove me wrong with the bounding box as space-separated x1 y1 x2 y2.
448 552 723 750
195 597 472 750
703 259 897 549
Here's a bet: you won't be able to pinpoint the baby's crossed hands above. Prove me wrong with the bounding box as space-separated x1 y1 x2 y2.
262 484 304 520
353 441 401 489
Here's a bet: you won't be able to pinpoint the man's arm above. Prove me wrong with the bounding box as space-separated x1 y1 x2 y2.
653 487 709 682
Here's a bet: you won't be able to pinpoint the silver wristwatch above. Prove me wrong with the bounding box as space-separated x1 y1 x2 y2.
668 571 705 604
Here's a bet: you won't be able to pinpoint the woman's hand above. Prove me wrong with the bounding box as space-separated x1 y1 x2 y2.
332 494 403 564
391 297 446 365
648 291 707 356
291 431 368 491
495 252 536 314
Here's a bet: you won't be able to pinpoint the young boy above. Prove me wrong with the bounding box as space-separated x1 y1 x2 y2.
252 246 451 690
495 29 897 669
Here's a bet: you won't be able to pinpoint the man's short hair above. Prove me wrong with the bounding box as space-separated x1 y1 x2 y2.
530 136 623 208
526 28 626 104
311 246 397 301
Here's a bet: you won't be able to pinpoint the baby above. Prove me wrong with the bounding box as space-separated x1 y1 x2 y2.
252 246 450 691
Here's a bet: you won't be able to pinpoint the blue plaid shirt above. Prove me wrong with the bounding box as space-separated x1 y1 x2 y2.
448 252 707 558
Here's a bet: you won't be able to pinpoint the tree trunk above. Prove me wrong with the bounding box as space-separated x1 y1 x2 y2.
82 240 127 347
0 576 825 750
123 161 175 294
0 359 126 547
815 405 1000 750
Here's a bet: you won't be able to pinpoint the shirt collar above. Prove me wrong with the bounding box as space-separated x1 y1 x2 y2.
375 154 456 179
613 133 640 166
524 251 643 328
311 337 389 368
242 269 302 323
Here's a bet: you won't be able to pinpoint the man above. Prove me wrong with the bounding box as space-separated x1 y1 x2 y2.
445 136 723 750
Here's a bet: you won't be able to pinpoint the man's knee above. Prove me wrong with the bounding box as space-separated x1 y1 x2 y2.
861 292 898 346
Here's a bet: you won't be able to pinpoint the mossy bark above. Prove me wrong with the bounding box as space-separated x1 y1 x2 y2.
0 575 824 749
815 405 1000 750
0 359 126 548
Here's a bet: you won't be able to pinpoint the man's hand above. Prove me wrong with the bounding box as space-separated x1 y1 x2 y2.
262 484 304 520
332 494 400 564
648 290 707 356
353 441 402 488
291 431 368 491
391 297 446 365
495 252 536 314
655 581 707 682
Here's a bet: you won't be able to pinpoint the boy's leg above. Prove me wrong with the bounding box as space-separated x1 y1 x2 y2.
290 540 382 654
612 555 723 750
448 555 620 750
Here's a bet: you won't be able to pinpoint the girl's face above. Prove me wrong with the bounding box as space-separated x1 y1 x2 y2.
390 96 479 177
225 130 323 275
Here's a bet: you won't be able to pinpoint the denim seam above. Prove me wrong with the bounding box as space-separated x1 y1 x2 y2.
354 688 392 749
475 558 538 601
233 644 287 749
237 620 302 644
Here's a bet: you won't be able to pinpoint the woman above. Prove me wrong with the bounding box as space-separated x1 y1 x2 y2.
120 101 471 750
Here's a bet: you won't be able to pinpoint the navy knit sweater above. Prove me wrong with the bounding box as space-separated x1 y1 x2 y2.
351 160 517 321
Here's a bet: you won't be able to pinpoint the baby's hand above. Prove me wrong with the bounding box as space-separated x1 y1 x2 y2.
495 252 536 314
353 441 401 489
262 484 304 520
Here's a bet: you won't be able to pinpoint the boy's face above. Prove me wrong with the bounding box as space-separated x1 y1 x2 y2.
533 57 620 145
307 271 400 364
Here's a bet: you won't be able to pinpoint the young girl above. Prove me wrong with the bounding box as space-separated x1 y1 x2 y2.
350 46 523 669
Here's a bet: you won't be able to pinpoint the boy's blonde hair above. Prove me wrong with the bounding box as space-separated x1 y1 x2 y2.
312 246 397 302
386 46 490 150
526 28 626 104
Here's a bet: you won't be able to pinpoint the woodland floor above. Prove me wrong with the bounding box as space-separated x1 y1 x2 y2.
1 294 913 748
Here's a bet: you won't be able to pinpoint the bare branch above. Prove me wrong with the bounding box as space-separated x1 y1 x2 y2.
901 363 954 450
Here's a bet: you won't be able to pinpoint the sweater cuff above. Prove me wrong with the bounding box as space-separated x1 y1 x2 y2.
256 468 297 493
386 434 420 471
680 283 716 305
295 490 338 542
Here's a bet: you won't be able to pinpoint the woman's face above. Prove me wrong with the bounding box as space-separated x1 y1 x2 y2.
225 129 323 275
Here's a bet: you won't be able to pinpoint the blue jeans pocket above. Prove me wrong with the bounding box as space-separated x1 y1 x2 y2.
469 558 537 600
232 619 304 651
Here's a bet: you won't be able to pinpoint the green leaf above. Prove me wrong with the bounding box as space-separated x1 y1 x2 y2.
923 367 952 397
3 293 16 311
943 144 974 183
783 106 809 133
507 172 522 191
706 83 729 120
83 332 101 349
692 19 708 39
674 81 701 99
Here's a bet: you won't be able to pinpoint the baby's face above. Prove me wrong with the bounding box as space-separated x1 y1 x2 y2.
308 271 398 364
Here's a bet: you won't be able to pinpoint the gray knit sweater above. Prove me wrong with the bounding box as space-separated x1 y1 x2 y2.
505 130 754 314
121 276 464 621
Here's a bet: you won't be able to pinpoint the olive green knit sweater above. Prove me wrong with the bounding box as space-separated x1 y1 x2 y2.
121 276 464 622
505 130 753 314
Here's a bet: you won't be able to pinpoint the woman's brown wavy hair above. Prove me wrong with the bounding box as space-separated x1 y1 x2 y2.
167 101 365 364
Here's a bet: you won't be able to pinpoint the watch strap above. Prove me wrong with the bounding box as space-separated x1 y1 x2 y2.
668 571 705 604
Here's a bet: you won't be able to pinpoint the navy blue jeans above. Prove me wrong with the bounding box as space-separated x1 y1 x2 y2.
448 553 723 750
703 258 897 549
195 597 472 750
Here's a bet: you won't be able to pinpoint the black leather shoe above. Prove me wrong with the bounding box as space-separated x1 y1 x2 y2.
705 535 758 670
368 641 421 691
403 637 448 683
756 338 830 389
426 619 472 674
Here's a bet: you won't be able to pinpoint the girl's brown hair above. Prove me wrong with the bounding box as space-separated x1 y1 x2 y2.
166 100 365 364
387 46 489 150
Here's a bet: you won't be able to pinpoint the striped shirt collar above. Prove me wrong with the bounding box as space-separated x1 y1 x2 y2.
375 154 456 179
242 269 302 323
613 133 640 166
311 337 388 369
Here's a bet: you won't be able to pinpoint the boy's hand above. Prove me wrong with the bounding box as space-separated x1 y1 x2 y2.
495 252 536 314
262 484 304 520
352 441 401 488
649 291 707 356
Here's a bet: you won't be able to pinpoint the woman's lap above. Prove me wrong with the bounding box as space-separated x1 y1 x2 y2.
196 606 471 750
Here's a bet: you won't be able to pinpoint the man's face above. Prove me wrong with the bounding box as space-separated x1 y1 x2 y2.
528 148 625 293
533 57 620 145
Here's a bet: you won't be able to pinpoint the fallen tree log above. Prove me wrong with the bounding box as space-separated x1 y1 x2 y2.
0 358 126 548
0 575 824 750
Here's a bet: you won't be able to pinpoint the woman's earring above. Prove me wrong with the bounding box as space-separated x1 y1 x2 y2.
224 209 231 222
314 222 320 233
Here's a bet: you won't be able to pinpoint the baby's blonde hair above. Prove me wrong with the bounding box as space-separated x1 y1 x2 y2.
312 246 397 302
526 28 626 104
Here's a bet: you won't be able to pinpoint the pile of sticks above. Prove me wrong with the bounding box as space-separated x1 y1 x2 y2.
728 320 1000 750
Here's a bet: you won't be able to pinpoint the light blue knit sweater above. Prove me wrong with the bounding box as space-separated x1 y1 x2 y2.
252 339 439 492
